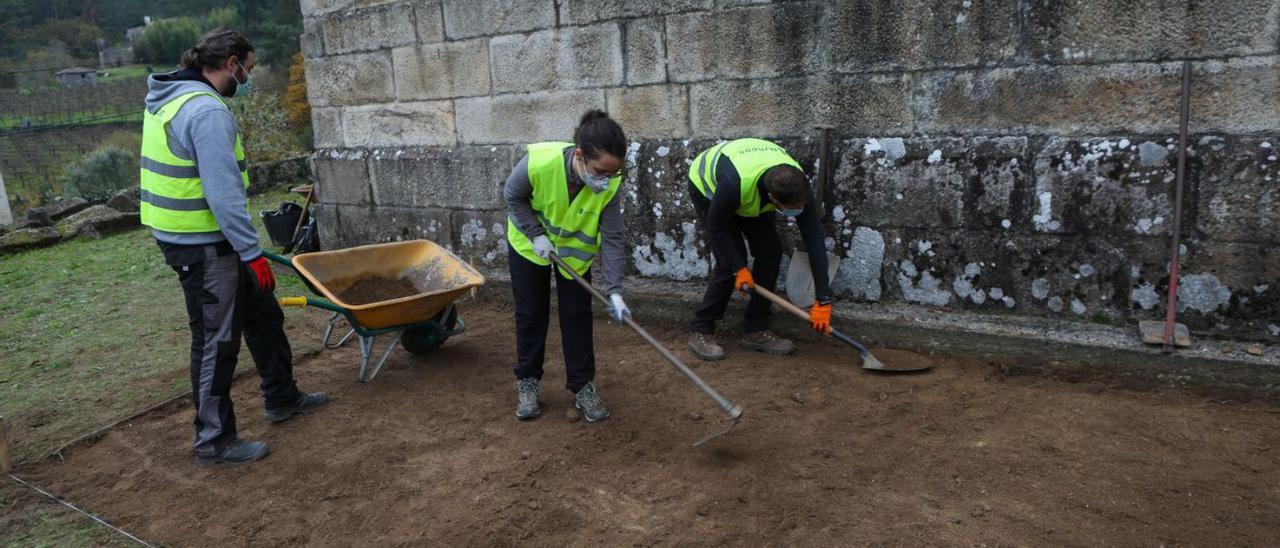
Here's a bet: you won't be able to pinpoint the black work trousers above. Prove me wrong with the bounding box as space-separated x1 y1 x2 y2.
161 241 302 457
689 186 783 335
509 244 596 393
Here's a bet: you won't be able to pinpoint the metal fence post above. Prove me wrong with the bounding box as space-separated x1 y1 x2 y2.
0 163 12 227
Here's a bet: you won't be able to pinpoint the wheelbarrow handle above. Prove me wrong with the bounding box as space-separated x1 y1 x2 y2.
546 252 744 427
262 251 295 269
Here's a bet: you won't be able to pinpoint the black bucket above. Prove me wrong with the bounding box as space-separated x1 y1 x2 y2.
260 202 303 246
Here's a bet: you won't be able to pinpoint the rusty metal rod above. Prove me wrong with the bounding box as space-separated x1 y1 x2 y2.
1164 60 1191 350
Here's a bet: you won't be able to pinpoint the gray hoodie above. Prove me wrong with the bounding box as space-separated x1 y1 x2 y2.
144 70 261 262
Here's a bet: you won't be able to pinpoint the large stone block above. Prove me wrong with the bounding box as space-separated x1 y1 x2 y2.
455 90 607 144
689 74 913 138
1195 137 1280 244
818 0 1022 72
916 57 1280 135
321 2 417 55
441 0 555 39
624 17 667 85
1025 0 1280 63
369 146 513 210
413 0 444 43
561 0 711 24
489 25 623 93
830 137 1028 231
393 40 491 100
342 101 456 147
605 85 688 139
452 209 509 267
666 4 819 82
311 107 343 148
300 32 324 59
320 204 454 249
312 150 372 205
1029 137 1181 237
306 51 394 107
301 0 354 18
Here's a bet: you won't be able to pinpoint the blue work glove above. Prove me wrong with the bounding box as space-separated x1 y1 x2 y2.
608 293 631 322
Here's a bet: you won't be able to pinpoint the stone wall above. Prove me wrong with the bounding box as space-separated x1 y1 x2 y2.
300 0 1280 342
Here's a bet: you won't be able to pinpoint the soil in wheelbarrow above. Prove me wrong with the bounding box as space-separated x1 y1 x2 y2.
19 300 1280 546
333 275 421 305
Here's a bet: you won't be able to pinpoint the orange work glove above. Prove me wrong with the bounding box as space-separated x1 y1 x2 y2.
734 267 755 292
809 299 832 334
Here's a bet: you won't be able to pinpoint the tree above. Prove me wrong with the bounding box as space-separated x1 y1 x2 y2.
283 52 310 129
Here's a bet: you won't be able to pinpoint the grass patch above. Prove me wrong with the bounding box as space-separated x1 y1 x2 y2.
0 187 316 464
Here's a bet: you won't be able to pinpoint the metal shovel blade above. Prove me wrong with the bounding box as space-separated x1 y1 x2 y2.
785 250 842 308
1139 320 1192 347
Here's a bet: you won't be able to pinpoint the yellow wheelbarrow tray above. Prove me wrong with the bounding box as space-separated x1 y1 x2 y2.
264 240 486 382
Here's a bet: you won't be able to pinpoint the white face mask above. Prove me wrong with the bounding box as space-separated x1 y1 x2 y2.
574 155 613 193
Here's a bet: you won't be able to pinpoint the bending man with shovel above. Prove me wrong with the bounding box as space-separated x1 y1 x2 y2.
687 138 834 361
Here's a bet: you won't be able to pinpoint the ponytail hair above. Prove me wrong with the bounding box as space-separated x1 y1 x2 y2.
573 109 627 161
180 27 254 70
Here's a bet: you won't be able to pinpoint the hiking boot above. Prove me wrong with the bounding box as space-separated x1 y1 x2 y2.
574 381 610 422
264 392 330 423
515 378 541 420
196 438 269 465
740 330 795 355
688 332 726 361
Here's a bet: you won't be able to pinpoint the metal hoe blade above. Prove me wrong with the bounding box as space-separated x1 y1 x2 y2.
547 253 746 446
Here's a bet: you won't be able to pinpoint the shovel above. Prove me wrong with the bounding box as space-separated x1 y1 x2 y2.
1138 60 1193 350
786 125 841 307
752 284 931 372
547 252 745 446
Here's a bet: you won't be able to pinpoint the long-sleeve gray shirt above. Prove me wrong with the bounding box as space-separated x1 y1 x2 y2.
504 146 626 295
144 69 261 262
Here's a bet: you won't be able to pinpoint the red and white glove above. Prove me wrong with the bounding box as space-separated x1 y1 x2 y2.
245 255 276 294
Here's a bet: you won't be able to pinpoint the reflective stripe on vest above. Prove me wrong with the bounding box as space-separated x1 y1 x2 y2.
139 90 250 233
506 141 622 277
688 138 802 218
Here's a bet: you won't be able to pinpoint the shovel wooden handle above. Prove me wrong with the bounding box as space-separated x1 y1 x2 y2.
750 284 814 323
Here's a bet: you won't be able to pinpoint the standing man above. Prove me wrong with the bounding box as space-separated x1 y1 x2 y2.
686 138 834 361
141 28 327 465
504 110 631 423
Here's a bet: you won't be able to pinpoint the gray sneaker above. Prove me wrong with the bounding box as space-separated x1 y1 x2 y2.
740 330 795 355
264 392 330 423
574 381 610 422
688 332 726 361
515 378 541 420
196 438 268 465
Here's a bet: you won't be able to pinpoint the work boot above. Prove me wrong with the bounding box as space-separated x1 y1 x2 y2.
688 332 726 361
515 378 541 420
196 438 269 465
740 330 795 355
264 392 330 423
574 381 610 422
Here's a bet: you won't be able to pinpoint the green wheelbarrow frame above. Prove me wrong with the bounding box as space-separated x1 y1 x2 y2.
264 251 467 382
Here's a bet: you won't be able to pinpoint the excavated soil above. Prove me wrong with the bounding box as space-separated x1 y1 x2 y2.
333 276 420 305
18 301 1280 546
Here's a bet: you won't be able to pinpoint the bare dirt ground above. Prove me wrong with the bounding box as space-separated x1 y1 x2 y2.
16 299 1280 546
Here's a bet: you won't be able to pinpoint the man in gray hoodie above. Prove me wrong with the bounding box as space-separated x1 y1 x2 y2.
140 28 327 465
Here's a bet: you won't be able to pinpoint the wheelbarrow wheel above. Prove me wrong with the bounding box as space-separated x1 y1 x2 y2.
403 305 458 356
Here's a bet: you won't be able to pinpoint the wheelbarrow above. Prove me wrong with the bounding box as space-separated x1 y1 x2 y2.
264 239 486 382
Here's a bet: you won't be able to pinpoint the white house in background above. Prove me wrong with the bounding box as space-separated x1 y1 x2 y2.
55 67 99 88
